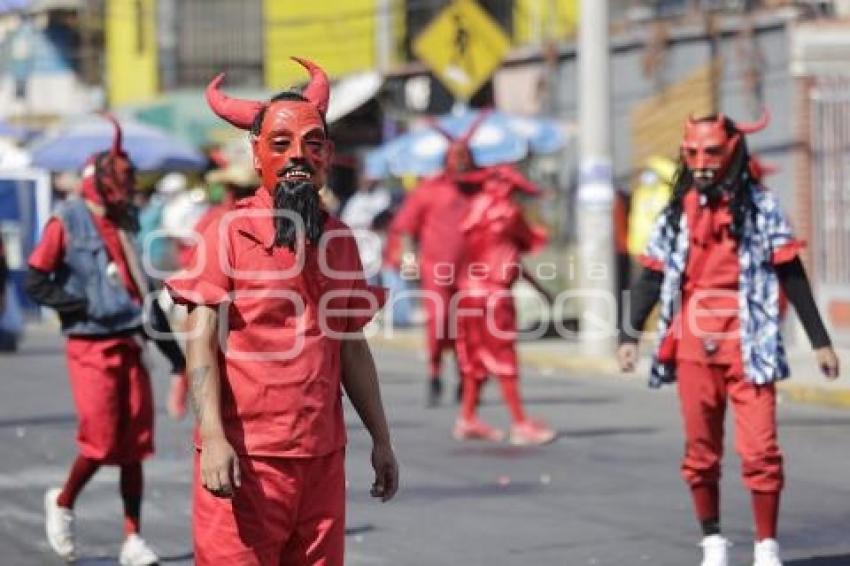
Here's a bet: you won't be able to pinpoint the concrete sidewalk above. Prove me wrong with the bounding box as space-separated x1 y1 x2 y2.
366 326 850 409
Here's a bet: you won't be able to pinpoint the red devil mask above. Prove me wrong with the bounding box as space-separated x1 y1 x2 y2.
206 57 333 194
430 109 491 180
681 109 770 191
83 114 135 216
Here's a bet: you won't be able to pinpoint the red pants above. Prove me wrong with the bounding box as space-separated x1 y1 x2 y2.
66 336 154 465
676 361 783 493
455 293 519 382
193 449 345 566
420 267 457 377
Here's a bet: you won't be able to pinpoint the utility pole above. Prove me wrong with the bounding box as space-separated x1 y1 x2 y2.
576 0 616 355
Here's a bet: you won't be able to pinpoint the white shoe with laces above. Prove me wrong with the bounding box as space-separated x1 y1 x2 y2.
44 487 76 562
753 538 783 566
700 534 731 566
119 534 159 566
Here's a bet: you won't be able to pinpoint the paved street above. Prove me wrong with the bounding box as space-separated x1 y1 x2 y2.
1 327 848 566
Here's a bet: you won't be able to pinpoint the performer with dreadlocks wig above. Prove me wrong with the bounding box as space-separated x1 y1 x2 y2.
166 58 398 566
389 112 490 407
26 115 186 565
618 111 840 566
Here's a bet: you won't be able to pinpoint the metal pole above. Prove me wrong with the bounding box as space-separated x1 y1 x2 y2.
576 0 616 355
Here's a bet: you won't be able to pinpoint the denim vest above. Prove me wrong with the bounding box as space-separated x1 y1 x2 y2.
54 199 143 336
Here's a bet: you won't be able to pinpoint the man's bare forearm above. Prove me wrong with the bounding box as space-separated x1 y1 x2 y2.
341 334 392 446
186 305 226 440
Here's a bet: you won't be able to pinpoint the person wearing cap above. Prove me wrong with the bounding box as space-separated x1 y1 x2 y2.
165 58 398 565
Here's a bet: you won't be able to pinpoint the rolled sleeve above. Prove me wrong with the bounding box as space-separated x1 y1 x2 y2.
164 219 232 306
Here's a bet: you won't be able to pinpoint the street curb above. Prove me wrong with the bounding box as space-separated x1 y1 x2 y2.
367 331 850 410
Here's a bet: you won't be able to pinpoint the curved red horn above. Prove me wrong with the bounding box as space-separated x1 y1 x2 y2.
460 108 493 143
736 108 770 134
100 112 123 156
291 57 330 116
205 73 265 130
426 116 456 141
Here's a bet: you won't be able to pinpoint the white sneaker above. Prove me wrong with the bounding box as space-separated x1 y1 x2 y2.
44 487 76 561
119 534 159 566
753 538 783 566
700 534 731 566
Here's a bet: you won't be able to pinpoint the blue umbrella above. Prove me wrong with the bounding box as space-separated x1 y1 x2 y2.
369 107 567 178
28 117 206 172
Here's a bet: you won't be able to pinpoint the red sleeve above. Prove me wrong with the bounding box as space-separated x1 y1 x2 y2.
637 254 665 272
342 232 386 332
390 185 429 238
28 218 66 272
513 211 548 255
772 240 805 265
164 217 233 306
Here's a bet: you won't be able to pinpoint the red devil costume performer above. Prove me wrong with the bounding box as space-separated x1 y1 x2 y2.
618 111 840 566
389 112 490 406
452 165 557 445
165 58 398 566
25 115 186 565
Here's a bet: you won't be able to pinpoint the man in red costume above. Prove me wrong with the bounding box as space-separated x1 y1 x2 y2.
452 165 556 445
25 115 185 565
166 58 398 566
618 111 840 566
390 113 489 406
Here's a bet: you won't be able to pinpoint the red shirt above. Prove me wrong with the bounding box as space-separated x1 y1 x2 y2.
676 190 741 367
458 191 546 292
165 188 383 458
390 175 475 268
28 205 142 302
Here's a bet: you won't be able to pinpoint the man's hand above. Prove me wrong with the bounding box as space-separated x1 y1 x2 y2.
815 346 840 380
370 442 399 502
167 373 188 420
200 435 241 498
617 343 639 373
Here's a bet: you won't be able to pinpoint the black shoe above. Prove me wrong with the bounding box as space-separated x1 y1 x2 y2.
427 378 443 408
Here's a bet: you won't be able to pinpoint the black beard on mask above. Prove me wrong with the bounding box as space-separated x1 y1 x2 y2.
273 180 324 250
692 142 749 204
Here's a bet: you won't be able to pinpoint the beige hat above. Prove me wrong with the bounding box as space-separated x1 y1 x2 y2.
206 164 258 188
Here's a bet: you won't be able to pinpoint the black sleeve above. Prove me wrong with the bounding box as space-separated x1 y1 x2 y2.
0 245 8 292
23 267 88 314
775 257 832 349
145 295 186 374
619 267 663 344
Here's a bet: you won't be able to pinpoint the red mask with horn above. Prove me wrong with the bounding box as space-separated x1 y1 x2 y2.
206 57 333 194
681 109 770 190
430 109 491 180
84 114 135 216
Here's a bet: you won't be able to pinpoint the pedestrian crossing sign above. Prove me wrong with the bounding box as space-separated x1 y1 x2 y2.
413 0 512 101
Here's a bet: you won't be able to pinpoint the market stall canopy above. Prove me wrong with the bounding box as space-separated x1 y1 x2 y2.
0 0 80 13
367 107 567 178
28 116 206 172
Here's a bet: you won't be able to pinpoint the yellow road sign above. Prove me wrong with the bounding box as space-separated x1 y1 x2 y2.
413 0 511 101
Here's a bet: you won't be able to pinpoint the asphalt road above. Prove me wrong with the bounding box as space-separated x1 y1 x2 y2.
0 328 848 566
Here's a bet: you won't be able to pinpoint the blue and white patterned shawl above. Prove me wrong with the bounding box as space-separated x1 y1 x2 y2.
642 183 797 388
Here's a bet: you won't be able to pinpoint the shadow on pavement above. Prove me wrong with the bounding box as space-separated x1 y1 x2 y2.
779 416 850 427
75 552 193 565
561 426 658 438
786 555 850 565
396 481 541 501
0 413 76 428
